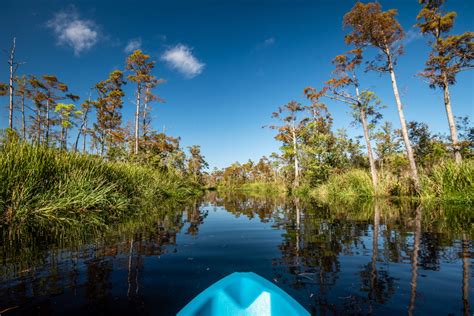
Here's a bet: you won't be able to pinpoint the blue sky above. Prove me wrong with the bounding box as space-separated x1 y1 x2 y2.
1 0 473 169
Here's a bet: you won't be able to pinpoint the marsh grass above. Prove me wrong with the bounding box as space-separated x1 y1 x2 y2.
421 160 474 202
310 160 473 203
0 141 201 228
311 169 375 203
216 181 286 196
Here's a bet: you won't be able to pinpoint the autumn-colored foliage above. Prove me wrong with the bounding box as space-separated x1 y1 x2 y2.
416 0 473 164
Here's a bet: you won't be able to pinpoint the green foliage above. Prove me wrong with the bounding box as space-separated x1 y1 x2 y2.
187 145 209 184
421 160 474 202
311 169 375 202
27 75 79 146
408 121 448 168
343 2 404 72
377 170 415 197
92 70 126 156
125 49 163 154
0 82 8 96
417 0 473 89
208 157 282 189
456 116 474 159
0 141 200 229
310 161 473 203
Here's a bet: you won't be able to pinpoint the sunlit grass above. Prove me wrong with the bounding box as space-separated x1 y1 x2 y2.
0 141 201 228
310 160 474 203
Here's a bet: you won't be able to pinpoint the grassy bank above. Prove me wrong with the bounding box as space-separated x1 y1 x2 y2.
217 182 286 195
0 142 201 229
309 160 474 203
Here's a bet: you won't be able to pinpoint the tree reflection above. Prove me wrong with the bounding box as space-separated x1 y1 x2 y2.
462 233 470 316
0 193 471 315
85 258 113 307
0 198 203 312
185 199 208 236
359 201 396 310
273 197 365 314
408 204 422 316
207 190 282 222
264 196 468 314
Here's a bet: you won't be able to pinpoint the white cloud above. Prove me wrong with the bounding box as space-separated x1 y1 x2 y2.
124 38 142 53
257 37 275 49
47 8 99 56
262 37 275 46
402 29 423 46
161 44 205 78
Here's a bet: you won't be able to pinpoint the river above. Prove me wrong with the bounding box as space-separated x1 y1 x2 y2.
1 192 472 315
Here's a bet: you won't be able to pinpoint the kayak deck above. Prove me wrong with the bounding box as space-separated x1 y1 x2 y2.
177 272 310 316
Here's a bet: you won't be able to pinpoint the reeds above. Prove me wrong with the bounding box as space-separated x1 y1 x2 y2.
0 141 200 228
421 160 473 202
310 160 473 203
311 169 375 202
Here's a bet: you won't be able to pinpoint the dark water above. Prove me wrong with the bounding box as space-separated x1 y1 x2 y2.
1 193 473 315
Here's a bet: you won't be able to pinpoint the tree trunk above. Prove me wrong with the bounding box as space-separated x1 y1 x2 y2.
408 205 421 316
295 198 301 266
64 127 68 150
442 79 462 164
83 115 88 153
75 105 90 152
387 55 420 190
8 38 16 130
36 109 41 144
142 102 148 138
142 86 150 138
61 126 65 150
100 140 104 157
353 81 378 190
21 90 26 139
45 100 50 146
360 106 378 190
291 125 299 187
74 127 81 152
75 121 84 151
134 84 141 155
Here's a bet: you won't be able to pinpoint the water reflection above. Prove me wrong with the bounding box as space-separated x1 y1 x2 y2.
0 193 472 315
462 233 471 316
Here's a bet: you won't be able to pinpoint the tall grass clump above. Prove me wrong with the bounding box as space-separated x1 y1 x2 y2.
421 160 474 202
0 141 200 229
377 171 415 197
311 169 374 202
309 160 473 203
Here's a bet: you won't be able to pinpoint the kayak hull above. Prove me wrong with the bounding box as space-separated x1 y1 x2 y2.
177 272 310 316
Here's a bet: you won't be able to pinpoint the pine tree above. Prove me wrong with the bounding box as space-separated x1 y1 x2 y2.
417 0 473 163
343 2 421 190
28 75 78 145
92 70 126 156
125 50 159 154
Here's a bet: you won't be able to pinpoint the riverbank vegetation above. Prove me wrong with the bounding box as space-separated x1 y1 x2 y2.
207 0 473 202
0 140 202 229
0 48 209 229
0 0 472 231
2 192 470 314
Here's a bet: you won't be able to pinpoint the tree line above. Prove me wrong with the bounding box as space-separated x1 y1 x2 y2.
209 0 473 193
0 48 208 183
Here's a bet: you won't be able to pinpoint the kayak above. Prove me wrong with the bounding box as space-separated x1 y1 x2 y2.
177 272 310 316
